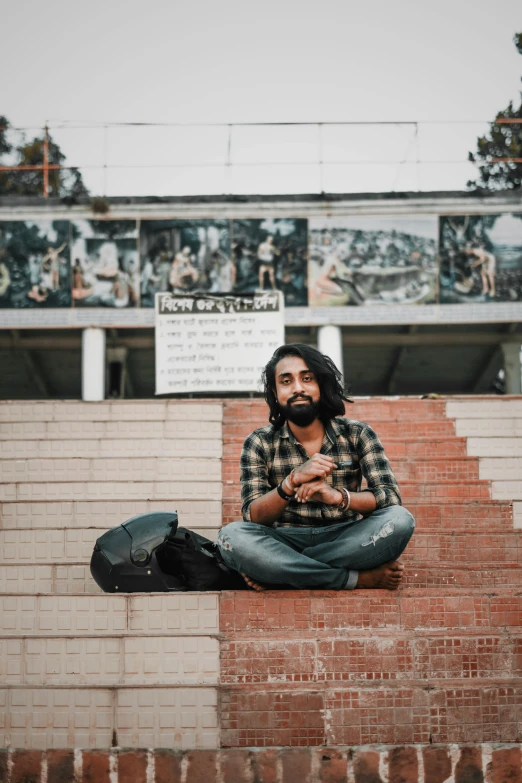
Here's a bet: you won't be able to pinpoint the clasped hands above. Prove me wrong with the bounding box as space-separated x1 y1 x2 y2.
288 454 341 505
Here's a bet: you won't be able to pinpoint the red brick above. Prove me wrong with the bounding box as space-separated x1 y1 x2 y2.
353 749 384 783
118 750 148 783
422 747 452 783
47 750 74 783
251 748 280 783
454 747 483 783
489 747 522 783
11 751 42 783
82 751 111 783
315 748 348 783
154 750 182 783
281 748 312 782
220 749 252 783
0 752 7 783
186 750 217 783
388 747 418 783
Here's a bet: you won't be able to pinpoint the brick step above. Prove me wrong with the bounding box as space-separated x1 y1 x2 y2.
223 438 470 460
0 480 222 503
220 681 522 746
1 529 520 567
223 457 483 483
222 498 514 526
0 593 219 636
0 686 219 749
0 401 223 423
220 633 522 684
224 399 451 422
1 558 521 595
0 500 221 530
1 745 520 782
0 635 219 687
223 480 492 507
223 419 458 440
0 457 221 483
219 588 522 632
0 419 222 442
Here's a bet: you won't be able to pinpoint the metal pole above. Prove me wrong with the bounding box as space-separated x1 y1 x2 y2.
43 125 49 198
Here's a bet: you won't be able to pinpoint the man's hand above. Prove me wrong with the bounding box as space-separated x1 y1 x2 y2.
294 479 341 506
291 455 336 487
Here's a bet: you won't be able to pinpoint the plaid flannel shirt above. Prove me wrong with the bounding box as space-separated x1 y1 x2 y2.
240 417 402 527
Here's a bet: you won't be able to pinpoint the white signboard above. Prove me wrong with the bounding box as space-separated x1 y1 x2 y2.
155 292 285 394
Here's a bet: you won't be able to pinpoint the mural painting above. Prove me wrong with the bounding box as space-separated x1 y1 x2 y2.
232 218 308 306
0 220 71 308
71 220 139 307
139 220 231 307
308 216 438 306
439 214 522 303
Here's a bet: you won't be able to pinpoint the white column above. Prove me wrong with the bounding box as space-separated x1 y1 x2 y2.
82 328 106 401
501 342 522 395
317 325 344 378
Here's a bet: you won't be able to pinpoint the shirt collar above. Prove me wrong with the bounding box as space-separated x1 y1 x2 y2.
278 417 343 448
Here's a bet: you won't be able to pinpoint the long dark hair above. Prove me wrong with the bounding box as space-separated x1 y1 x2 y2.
262 343 350 429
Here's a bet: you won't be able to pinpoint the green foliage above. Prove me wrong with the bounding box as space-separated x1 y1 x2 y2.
0 117 89 199
468 33 522 191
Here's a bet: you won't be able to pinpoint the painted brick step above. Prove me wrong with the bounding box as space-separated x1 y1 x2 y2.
0 419 222 441
1 529 520 567
220 682 522 746
0 593 219 636
0 401 223 423
219 589 522 633
447 399 522 419
1 745 520 783
467 438 522 457
0 686 219 750
0 500 221 530
220 633 522 684
0 636 219 687
456 418 522 436
223 436 470 460
0 457 221 484
0 437 222 459
0 480 222 503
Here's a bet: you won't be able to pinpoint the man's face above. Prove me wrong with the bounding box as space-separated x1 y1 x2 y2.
274 355 321 427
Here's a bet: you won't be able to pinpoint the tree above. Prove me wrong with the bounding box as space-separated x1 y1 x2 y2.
0 116 89 199
468 33 522 191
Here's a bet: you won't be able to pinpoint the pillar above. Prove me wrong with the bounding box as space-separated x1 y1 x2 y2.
501 342 522 395
317 325 344 378
82 328 106 401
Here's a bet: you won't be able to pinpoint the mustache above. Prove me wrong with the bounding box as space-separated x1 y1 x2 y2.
288 394 313 404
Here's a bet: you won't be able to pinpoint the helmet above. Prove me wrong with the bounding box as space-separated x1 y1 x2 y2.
90 511 185 593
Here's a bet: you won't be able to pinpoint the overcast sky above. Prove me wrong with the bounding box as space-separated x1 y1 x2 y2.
2 0 521 196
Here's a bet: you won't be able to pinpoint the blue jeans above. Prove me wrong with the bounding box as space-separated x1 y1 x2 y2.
217 506 415 590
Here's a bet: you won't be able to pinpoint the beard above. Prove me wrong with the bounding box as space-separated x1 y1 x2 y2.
277 395 320 427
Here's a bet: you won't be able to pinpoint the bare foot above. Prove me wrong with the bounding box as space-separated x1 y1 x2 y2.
355 560 405 590
241 573 267 592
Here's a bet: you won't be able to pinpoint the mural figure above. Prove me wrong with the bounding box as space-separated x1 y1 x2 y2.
309 217 437 306
232 218 308 306
71 220 139 307
139 220 230 306
439 214 522 303
0 221 71 308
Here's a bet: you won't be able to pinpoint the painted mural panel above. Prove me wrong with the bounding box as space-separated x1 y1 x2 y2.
308 216 438 306
0 220 71 308
71 220 139 307
232 218 308 306
439 214 522 303
139 220 231 307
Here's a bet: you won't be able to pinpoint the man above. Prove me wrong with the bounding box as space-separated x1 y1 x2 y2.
217 343 414 591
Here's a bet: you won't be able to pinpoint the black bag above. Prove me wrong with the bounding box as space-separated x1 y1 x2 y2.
156 527 247 591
